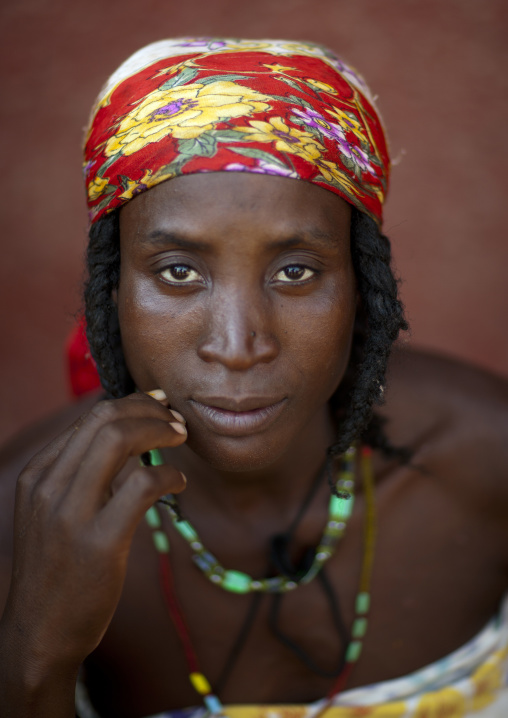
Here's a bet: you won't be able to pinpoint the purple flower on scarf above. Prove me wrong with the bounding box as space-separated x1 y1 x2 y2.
292 107 376 176
224 161 297 178
351 146 372 173
83 160 95 178
293 108 345 142
293 107 357 157
151 99 198 121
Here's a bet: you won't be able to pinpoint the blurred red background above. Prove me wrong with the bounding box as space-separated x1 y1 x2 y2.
1 0 507 445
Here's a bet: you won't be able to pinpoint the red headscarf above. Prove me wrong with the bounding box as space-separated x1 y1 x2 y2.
84 38 389 227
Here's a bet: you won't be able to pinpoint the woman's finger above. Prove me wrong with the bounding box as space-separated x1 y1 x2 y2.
98 463 186 543
32 393 179 496
16 416 90 504
61 416 187 514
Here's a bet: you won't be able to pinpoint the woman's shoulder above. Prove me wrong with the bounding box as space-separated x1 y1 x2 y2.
384 346 508 433
382 346 508 516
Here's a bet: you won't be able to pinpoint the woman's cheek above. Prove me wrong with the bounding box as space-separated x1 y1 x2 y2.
116 276 176 385
286 280 355 384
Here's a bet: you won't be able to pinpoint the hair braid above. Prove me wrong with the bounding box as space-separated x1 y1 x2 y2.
84 211 134 399
328 209 409 464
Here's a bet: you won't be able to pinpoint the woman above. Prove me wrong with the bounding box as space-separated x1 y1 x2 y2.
1 38 507 718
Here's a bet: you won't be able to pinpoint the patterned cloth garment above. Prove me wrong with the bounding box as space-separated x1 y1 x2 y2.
83 38 389 226
75 596 508 718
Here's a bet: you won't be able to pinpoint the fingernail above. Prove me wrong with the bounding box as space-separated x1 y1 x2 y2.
169 409 186 424
169 421 187 435
146 389 167 401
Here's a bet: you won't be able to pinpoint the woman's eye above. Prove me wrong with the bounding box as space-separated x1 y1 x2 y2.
160 264 202 283
274 265 315 283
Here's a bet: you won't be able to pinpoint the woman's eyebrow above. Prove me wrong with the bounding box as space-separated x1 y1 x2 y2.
142 230 209 252
142 228 340 252
267 229 340 250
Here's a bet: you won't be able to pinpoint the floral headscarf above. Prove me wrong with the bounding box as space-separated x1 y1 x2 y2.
84 38 390 226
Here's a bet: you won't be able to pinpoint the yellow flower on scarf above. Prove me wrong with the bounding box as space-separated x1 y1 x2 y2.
470 649 506 711
118 170 154 201
316 159 361 196
237 117 324 161
413 687 466 718
87 176 109 201
327 107 368 144
307 79 338 94
262 63 297 73
104 81 271 157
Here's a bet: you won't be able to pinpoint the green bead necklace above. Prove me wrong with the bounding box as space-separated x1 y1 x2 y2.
145 445 357 594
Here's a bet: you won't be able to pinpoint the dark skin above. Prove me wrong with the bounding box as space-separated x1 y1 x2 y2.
0 173 507 718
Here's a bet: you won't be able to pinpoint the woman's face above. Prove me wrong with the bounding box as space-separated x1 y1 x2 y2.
118 172 356 471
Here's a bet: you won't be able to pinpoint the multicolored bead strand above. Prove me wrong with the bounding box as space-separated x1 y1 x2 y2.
148 446 357 594
326 445 377 701
146 503 225 715
143 445 376 712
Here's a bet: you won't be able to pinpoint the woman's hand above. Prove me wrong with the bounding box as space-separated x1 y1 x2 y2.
0 391 187 716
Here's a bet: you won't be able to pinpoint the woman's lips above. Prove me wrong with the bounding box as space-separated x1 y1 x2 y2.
188 397 287 437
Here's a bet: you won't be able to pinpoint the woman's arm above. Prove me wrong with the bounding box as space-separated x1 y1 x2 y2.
0 392 187 718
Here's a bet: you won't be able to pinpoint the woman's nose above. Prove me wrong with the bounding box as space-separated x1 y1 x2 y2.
197 293 279 370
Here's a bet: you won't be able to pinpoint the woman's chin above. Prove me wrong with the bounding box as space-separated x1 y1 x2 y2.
183 431 291 474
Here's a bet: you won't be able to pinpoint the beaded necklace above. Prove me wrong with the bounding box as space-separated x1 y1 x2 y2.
146 445 357 594
144 446 376 713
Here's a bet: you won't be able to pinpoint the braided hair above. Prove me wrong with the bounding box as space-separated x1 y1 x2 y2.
84 207 408 464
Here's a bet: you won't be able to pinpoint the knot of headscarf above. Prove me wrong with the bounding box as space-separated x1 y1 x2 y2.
84 38 390 225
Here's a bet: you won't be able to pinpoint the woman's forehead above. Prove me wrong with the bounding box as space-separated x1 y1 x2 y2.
119 172 352 239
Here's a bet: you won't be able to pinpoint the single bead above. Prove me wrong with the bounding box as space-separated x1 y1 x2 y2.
152 530 170 554
285 581 297 591
149 448 165 466
356 592 371 615
189 671 211 695
338 479 354 490
316 551 330 562
222 570 251 593
327 520 345 532
199 551 218 568
330 494 354 519
145 506 161 529
193 554 216 573
346 640 363 663
204 694 223 714
352 617 368 638
264 577 283 592
251 580 262 591
319 534 336 547
337 471 354 482
174 520 199 542
190 541 203 551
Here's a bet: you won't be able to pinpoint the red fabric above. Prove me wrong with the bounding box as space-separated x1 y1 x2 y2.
84 39 389 226
66 316 101 397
